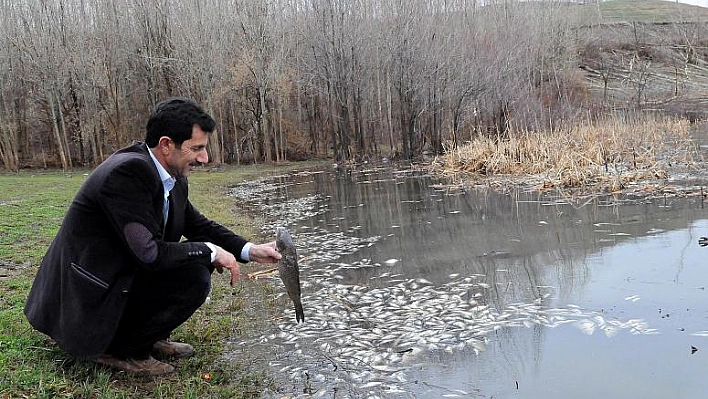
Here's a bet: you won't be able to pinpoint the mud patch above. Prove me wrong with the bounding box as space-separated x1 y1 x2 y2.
0 260 31 280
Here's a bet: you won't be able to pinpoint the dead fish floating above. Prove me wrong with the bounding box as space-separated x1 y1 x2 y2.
276 226 305 323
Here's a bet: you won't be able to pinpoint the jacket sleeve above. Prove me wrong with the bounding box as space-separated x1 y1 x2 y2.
97 157 212 271
176 179 250 263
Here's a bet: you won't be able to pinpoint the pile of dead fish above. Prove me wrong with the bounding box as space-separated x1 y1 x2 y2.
230 177 325 230
242 272 656 398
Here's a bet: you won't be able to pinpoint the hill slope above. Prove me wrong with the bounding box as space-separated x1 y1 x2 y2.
580 0 708 24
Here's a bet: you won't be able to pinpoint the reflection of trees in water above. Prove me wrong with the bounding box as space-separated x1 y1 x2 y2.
305 167 704 298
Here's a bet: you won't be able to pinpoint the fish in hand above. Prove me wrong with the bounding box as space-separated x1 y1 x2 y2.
276 227 304 322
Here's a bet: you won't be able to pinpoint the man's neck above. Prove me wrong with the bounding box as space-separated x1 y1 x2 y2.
148 147 174 182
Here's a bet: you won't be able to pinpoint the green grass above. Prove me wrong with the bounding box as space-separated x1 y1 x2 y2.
0 162 318 399
0 173 85 264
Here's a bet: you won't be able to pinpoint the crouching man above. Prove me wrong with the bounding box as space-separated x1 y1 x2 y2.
25 97 281 375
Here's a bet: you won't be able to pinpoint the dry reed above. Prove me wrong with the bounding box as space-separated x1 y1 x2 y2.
436 116 697 192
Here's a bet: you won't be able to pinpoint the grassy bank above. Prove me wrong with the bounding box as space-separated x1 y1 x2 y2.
435 116 700 193
0 163 311 399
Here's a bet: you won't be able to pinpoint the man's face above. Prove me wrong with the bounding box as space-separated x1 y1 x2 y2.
165 125 209 178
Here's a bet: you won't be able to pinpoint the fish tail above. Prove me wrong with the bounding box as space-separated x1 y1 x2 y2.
295 301 305 323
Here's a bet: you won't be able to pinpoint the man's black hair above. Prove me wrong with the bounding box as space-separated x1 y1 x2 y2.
145 97 216 147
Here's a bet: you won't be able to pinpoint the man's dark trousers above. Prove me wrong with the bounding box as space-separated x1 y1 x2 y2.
106 264 212 358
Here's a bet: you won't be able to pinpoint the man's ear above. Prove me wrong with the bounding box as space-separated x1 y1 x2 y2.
157 136 172 155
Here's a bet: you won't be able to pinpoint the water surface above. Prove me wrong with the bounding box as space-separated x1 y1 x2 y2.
230 166 708 398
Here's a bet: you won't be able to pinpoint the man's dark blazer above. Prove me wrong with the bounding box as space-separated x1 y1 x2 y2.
24 141 249 359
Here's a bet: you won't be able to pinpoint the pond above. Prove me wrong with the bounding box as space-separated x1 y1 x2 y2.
229 165 708 398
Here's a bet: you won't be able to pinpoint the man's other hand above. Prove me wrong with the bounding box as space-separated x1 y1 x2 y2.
212 244 240 286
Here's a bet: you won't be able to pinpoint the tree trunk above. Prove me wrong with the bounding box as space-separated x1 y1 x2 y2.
48 91 72 171
0 119 19 171
259 83 272 162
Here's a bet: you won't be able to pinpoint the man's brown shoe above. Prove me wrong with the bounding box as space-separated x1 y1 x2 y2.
152 339 194 359
94 354 175 375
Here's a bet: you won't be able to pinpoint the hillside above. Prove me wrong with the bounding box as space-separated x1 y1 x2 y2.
580 0 708 24
573 1 708 120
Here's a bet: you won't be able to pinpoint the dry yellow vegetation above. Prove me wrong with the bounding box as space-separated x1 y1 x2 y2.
434 116 698 193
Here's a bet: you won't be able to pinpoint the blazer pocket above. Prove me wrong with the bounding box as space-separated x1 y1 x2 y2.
70 263 109 290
